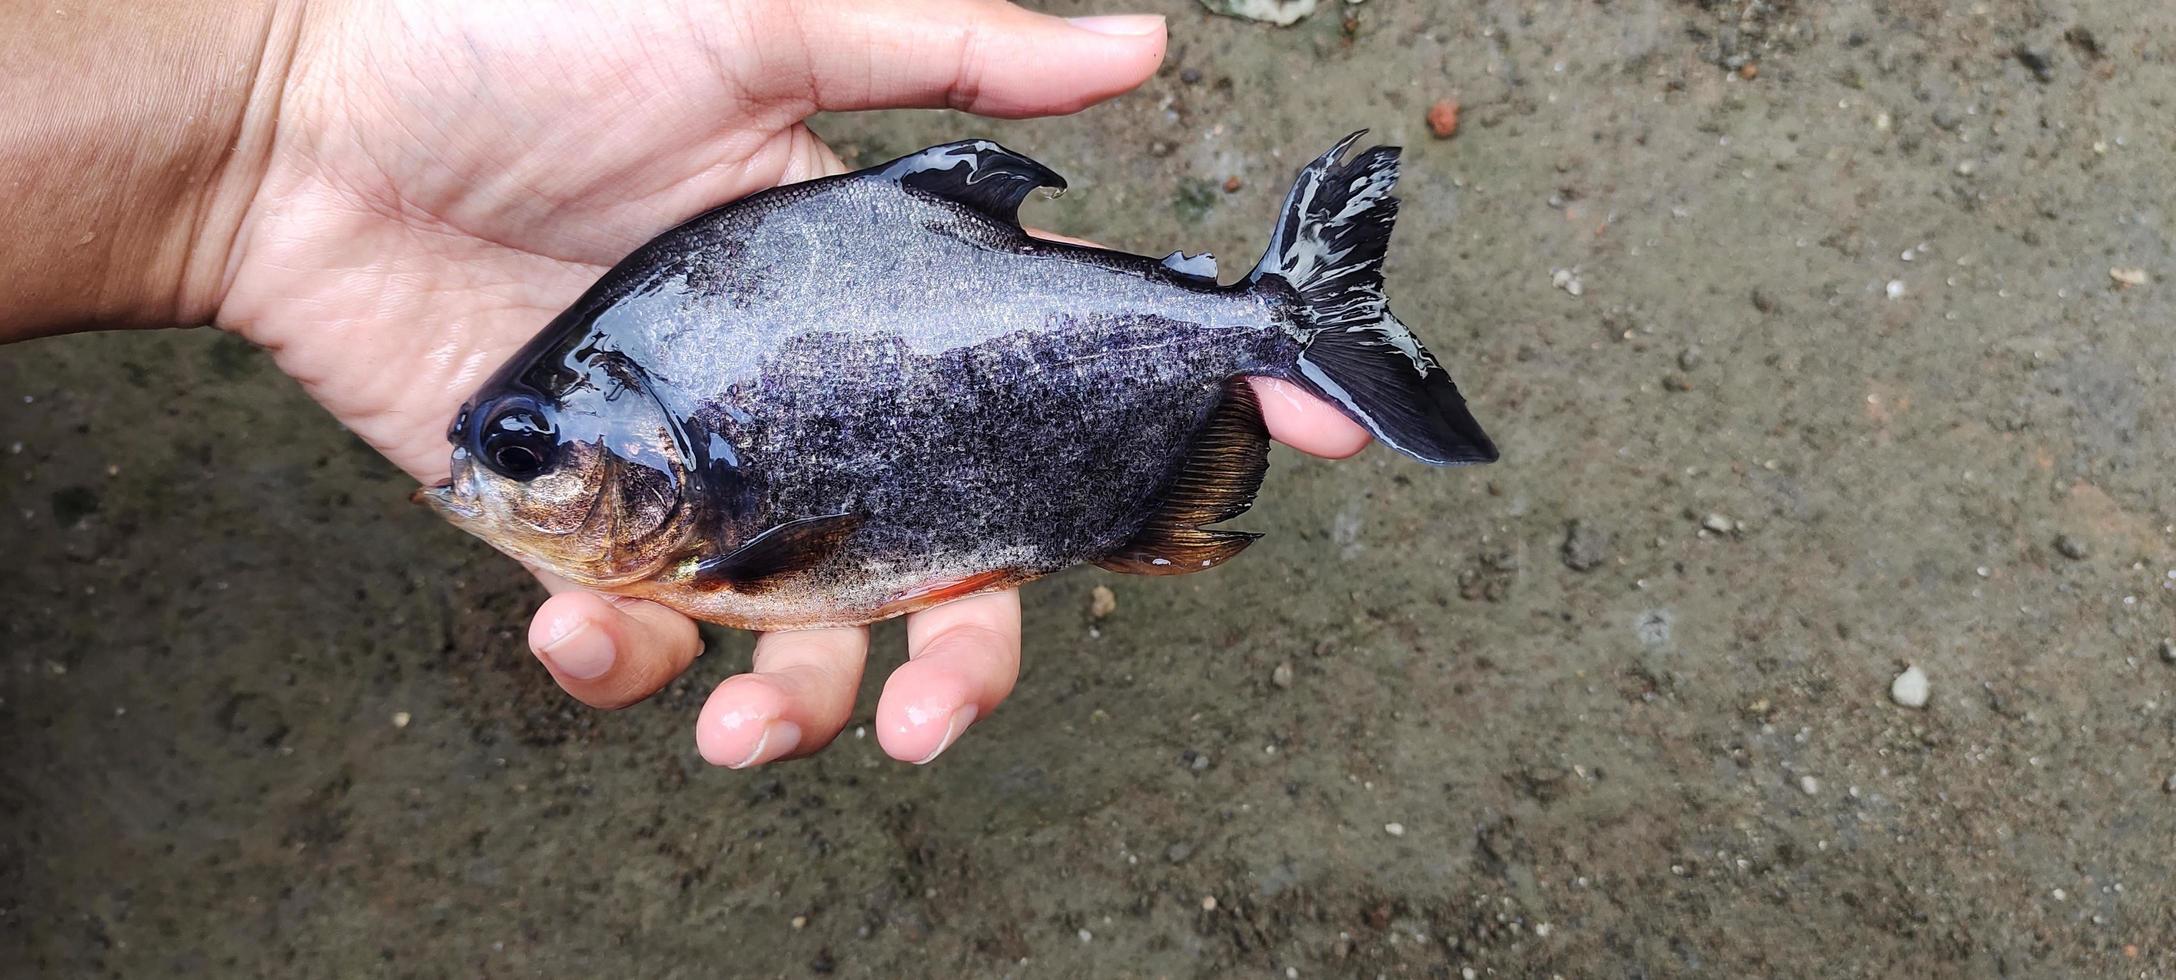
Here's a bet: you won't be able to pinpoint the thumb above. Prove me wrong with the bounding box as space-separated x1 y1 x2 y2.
740 0 1166 118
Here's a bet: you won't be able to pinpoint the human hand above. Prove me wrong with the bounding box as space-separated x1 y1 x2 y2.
152 0 1377 765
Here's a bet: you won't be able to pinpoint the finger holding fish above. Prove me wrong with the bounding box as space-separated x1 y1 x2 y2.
695 624 870 769
1249 376 1372 459
875 589 1024 764
527 574 702 710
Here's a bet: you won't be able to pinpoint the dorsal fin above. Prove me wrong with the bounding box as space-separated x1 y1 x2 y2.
1095 382 1270 576
692 512 862 593
878 140 1066 225
1160 250 1219 284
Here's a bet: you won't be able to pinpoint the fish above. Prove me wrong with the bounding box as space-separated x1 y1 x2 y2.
416 132 1497 632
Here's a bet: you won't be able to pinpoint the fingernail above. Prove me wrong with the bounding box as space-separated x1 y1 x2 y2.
728 720 802 770
912 704 978 765
538 619 615 680
1066 14 1165 36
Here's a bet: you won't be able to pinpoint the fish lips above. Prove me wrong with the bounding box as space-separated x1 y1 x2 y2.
412 456 484 522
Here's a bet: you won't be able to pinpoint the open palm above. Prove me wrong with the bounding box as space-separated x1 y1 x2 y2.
210 0 1367 767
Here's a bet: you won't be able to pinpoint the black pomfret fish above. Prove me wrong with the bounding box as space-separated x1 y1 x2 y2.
418 132 1497 630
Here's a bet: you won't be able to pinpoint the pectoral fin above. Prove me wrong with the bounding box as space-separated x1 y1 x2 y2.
692 513 863 592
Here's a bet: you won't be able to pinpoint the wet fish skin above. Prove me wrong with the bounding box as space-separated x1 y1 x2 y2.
419 134 1496 630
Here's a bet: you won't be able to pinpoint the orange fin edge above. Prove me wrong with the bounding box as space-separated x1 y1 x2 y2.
872 567 1044 620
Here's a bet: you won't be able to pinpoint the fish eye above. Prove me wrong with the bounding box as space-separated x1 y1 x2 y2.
475 396 558 481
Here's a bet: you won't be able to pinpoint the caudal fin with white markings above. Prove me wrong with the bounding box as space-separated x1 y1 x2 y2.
1252 132 1497 466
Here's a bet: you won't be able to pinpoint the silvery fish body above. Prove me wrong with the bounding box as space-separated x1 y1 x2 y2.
419 134 1497 631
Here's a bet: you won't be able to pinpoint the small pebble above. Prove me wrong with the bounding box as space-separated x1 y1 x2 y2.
1200 895 1219 911
1089 585 1117 620
1271 662 1294 688
1885 280 1906 300
1701 513 1735 534
1678 346 1704 370
391 711 412 729
1426 98 1460 139
1384 822 1406 837
2053 534 2090 560
1738 62 1759 80
1799 775 1820 796
2110 267 2149 288
1179 67 1203 85
1167 841 1194 863
1891 665 1930 708
2164 773 2175 794
1222 175 1244 193
2159 638 2174 664
1078 929 1093 943
1551 268 1584 297
791 915 808 930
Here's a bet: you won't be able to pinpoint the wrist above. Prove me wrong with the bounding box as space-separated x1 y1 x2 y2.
0 0 299 339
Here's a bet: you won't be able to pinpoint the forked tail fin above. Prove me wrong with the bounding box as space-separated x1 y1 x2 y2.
1252 132 1498 466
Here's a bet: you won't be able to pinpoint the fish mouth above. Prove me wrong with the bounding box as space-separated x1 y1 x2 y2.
413 459 483 522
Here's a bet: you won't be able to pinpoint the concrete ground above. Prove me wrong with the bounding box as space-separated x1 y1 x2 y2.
5 0 2174 976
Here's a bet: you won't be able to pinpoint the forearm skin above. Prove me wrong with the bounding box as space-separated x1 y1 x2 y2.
0 0 293 339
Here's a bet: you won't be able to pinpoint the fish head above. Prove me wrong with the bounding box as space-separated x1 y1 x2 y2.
416 351 698 588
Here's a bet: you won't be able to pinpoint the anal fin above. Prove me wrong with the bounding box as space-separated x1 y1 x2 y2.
692 513 862 593
1094 528 1260 575
1095 381 1270 576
